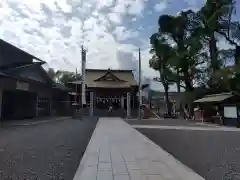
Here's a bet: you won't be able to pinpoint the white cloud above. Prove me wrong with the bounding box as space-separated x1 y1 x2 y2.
127 0 145 15
155 1 167 12
108 13 122 24
95 0 114 9
113 26 139 41
0 0 167 89
183 0 198 7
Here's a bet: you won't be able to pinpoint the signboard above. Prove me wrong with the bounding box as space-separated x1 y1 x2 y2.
224 106 237 118
16 81 29 91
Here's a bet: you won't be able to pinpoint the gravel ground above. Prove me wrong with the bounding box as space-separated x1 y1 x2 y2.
127 119 216 127
138 128 240 180
0 117 98 180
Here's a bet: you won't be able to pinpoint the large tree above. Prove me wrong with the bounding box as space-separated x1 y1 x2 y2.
158 10 205 92
149 33 175 115
195 0 239 87
47 69 81 86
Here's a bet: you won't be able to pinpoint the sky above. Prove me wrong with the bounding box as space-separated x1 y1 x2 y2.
0 0 239 91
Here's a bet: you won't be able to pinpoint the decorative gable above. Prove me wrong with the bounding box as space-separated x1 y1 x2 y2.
94 71 126 82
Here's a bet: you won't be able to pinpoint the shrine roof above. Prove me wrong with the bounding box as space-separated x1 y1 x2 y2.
85 69 137 88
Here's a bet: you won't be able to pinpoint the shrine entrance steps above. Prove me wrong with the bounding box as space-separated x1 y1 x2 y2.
94 108 127 118
73 108 139 118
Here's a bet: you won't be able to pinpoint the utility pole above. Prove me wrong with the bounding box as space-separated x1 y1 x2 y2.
138 48 142 120
75 68 78 104
81 45 86 108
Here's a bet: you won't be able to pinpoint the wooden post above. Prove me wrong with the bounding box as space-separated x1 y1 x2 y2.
90 91 94 116
121 96 124 109
49 97 52 116
36 95 39 117
0 88 2 120
127 92 131 118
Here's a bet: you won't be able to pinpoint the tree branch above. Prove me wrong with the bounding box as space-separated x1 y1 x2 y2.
217 31 238 46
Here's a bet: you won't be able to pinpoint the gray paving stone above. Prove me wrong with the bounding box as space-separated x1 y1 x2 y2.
79 166 97 180
97 170 113 180
98 162 112 171
112 162 128 175
129 170 147 180
114 174 130 180
85 155 99 167
146 175 164 180
125 162 141 170
73 118 205 180
99 154 111 163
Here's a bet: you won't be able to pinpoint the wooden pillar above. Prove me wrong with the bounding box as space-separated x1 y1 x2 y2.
127 92 131 118
0 88 2 119
121 96 124 109
36 95 38 117
90 91 94 116
132 95 135 109
49 97 52 116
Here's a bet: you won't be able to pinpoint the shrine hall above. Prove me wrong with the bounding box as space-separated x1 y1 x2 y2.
68 69 147 113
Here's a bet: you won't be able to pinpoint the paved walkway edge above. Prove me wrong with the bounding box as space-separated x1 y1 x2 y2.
132 125 240 131
73 118 205 180
73 119 100 180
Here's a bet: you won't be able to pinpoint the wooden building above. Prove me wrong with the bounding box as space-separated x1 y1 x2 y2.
0 39 70 120
194 92 240 126
68 68 147 117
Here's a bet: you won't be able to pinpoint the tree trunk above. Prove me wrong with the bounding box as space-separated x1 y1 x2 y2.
182 72 194 117
176 68 181 94
209 34 219 71
163 82 171 116
235 46 240 90
183 71 194 92
235 45 240 65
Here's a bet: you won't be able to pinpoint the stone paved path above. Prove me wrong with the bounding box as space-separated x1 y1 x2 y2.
73 118 205 180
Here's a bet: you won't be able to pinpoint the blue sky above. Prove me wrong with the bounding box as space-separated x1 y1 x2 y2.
0 0 239 90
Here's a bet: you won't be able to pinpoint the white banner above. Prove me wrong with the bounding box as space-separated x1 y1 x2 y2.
224 106 237 118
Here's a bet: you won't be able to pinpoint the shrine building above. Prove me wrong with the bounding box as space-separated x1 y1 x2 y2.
68 68 147 115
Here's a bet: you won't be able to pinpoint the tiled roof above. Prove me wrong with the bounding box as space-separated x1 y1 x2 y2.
194 92 234 103
85 69 137 88
0 39 45 63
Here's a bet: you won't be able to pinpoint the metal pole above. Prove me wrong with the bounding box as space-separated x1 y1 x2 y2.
75 68 78 104
138 48 142 120
81 46 86 108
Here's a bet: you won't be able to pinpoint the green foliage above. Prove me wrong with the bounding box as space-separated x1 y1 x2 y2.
47 69 81 86
149 0 240 94
149 33 175 86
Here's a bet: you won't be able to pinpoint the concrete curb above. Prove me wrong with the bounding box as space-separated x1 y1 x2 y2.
73 119 100 180
132 125 240 131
